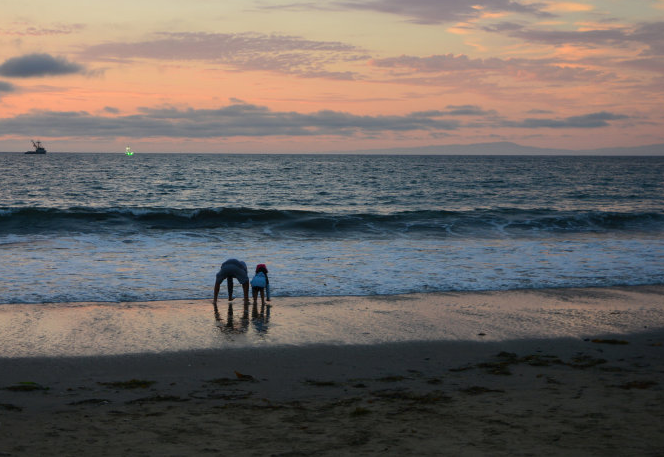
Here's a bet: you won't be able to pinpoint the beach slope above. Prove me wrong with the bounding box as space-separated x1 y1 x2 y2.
1 286 663 455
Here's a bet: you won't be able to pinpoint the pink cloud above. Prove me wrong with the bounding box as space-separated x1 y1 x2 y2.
81 32 369 80
370 53 612 83
0 22 85 36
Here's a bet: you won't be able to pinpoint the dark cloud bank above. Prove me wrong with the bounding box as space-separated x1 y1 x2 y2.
506 112 629 129
0 81 15 92
308 0 553 25
0 101 628 139
494 21 664 56
0 53 84 78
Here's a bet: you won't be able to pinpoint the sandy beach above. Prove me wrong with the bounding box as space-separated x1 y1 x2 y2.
1 286 663 456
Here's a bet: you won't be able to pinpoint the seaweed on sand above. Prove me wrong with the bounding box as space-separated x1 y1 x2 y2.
97 379 156 389
2 381 49 392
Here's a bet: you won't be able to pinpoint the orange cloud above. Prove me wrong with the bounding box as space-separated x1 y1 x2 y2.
543 2 594 13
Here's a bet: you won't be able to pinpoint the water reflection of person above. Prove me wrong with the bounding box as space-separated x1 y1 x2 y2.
251 301 271 335
213 300 250 335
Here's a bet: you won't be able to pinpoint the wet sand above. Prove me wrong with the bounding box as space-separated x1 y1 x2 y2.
1 286 664 357
1 286 663 455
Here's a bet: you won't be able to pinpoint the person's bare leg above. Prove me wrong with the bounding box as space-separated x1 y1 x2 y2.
252 287 258 305
242 282 249 303
259 288 265 306
213 281 221 305
227 278 234 301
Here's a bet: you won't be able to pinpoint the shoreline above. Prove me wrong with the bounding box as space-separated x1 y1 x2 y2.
2 281 663 306
1 285 663 455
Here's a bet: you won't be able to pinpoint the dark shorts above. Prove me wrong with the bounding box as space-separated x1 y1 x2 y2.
216 264 249 284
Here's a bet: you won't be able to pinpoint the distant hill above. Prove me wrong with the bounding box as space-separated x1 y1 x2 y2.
336 141 664 156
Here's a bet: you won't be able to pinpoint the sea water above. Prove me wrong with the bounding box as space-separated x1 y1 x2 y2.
1 153 663 304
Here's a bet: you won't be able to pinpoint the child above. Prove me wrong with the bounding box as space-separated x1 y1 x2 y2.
250 264 271 306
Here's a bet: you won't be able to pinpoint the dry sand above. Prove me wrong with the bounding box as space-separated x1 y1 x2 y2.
1 286 663 456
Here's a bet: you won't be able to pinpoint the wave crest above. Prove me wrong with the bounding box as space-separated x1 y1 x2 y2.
0 206 662 236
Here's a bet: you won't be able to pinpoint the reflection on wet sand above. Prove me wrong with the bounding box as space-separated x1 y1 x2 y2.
213 300 271 337
252 302 271 335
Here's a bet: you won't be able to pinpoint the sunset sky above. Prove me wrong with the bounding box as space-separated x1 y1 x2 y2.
1 0 663 152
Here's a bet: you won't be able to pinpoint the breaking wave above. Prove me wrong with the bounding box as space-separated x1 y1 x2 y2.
1 206 662 237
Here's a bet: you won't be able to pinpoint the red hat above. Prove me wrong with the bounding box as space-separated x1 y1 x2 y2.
256 263 268 273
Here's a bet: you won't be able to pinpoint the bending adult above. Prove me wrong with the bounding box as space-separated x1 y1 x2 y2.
213 258 249 305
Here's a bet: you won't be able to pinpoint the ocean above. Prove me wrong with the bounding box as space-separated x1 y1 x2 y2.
1 153 663 304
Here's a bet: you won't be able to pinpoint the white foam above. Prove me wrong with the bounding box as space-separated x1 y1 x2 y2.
1 230 663 304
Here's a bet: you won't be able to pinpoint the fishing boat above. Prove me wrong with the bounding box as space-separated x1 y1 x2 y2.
125 147 134 156
25 140 47 154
